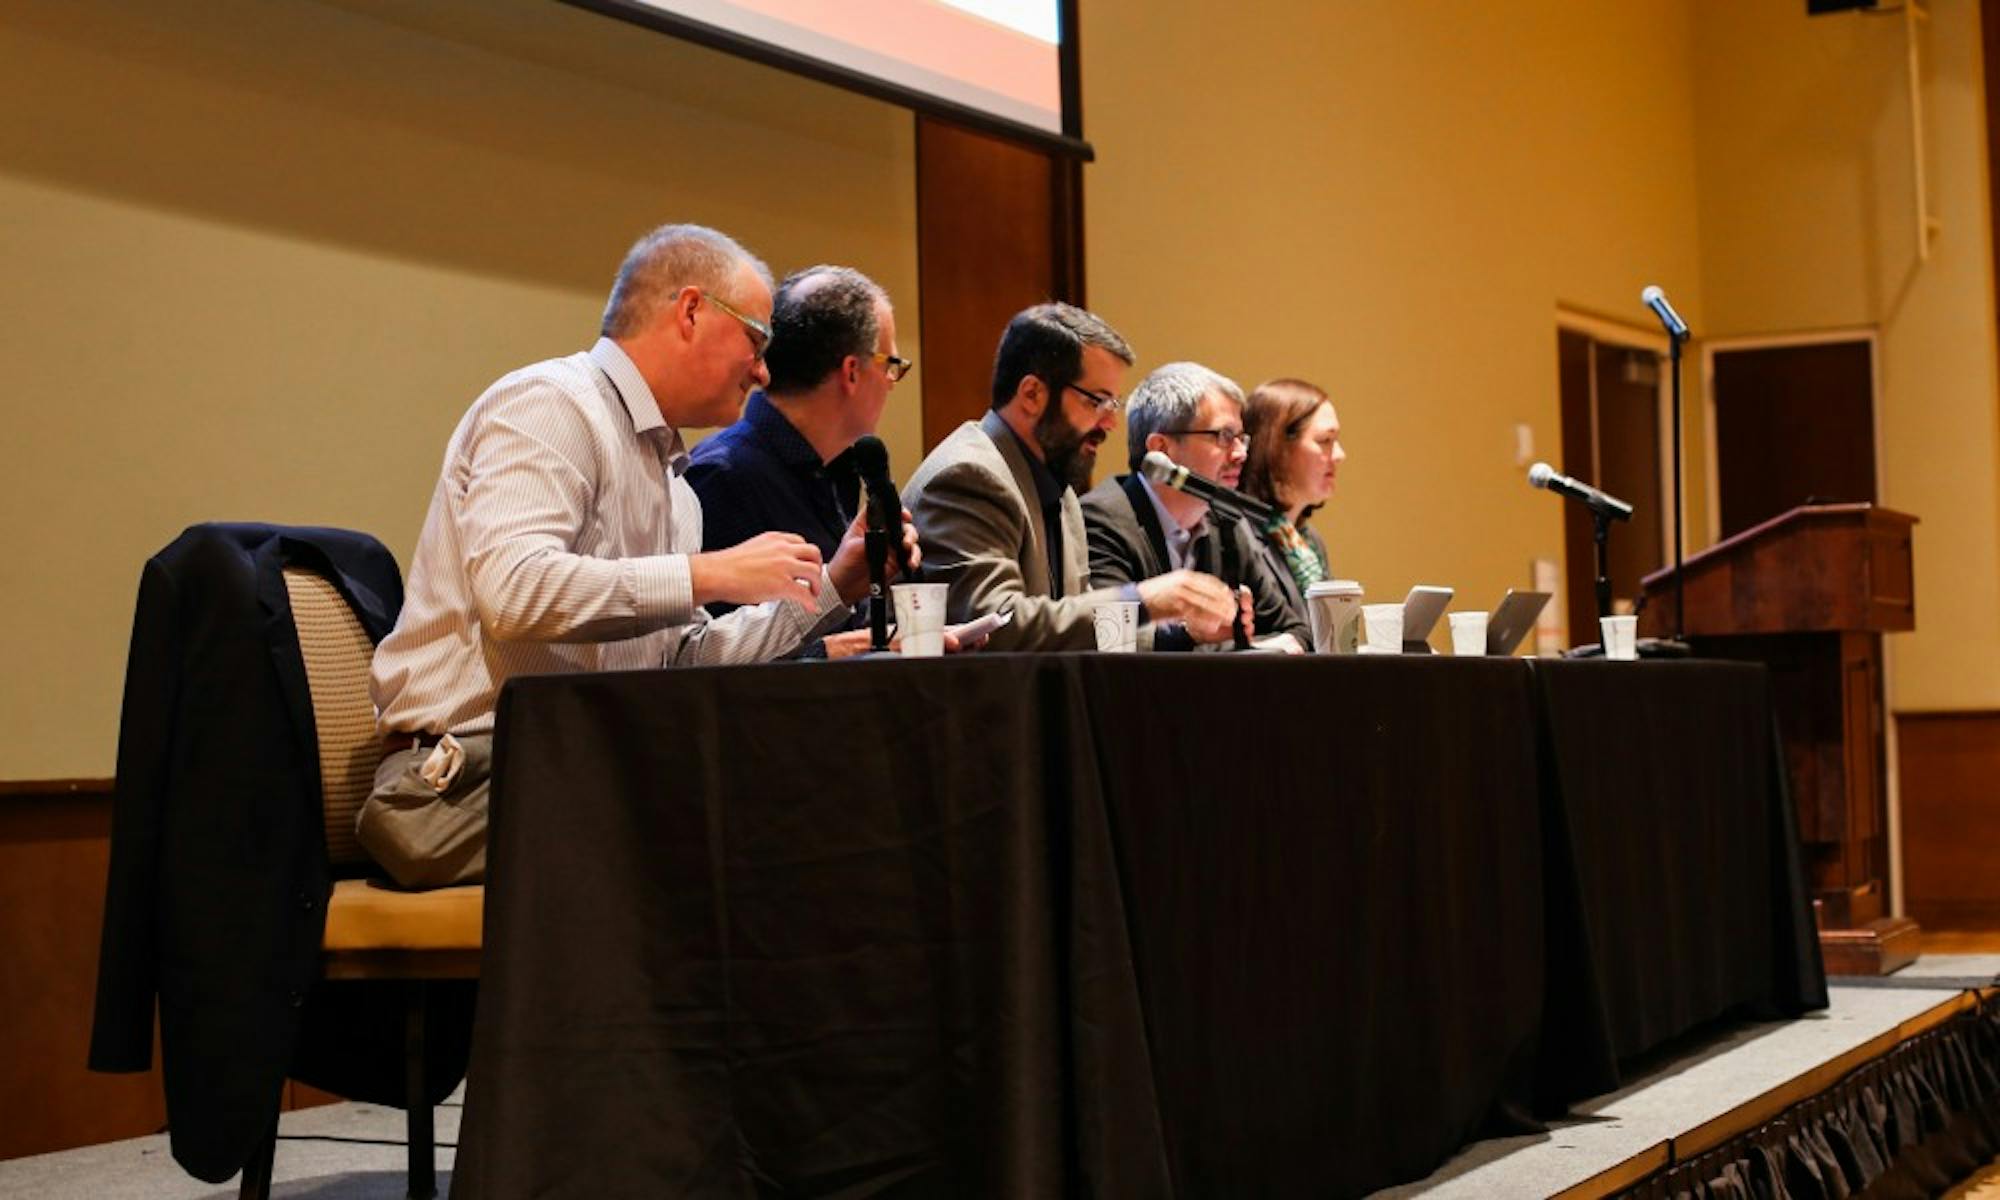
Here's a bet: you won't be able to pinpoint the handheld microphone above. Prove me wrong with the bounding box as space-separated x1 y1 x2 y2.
1528 461 1634 521
850 436 914 578
1640 285 1690 340
1139 451 1280 526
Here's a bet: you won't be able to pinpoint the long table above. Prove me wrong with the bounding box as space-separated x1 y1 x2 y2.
451 655 1825 1198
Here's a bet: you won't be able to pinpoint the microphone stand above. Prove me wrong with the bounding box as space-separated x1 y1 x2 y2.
1200 497 1258 651
1666 327 1689 649
865 523 891 654
1560 503 1620 658
1593 508 1613 624
1216 522 1253 651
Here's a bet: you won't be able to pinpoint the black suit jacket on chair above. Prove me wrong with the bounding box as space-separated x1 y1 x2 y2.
1080 474 1310 650
89 523 473 1184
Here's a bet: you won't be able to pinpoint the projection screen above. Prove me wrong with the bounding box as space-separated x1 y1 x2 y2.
566 0 1083 153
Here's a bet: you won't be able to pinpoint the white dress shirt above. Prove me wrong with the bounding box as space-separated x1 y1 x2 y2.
372 338 848 736
1138 475 1205 572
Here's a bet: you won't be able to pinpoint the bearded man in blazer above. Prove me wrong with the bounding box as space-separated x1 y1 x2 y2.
901 302 1243 651
1080 362 1309 653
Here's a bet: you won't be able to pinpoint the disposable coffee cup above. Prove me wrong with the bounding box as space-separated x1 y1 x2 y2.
1361 603 1404 654
1600 614 1638 661
891 583 949 657
1305 579 1365 654
1448 611 1489 657
1093 600 1140 653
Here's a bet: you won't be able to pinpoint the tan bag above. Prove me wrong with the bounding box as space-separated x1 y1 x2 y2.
356 733 491 889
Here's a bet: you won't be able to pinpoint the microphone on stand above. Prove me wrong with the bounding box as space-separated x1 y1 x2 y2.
1530 462 1646 647
1140 451 1266 649
1641 283 1691 647
1527 462 1634 521
1139 451 1280 526
1641 285 1690 340
849 435 911 655
850 436 914 579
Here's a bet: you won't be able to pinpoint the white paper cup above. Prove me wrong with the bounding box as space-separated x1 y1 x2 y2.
892 583 949 657
1305 579 1365 654
1448 611 1489 657
1600 614 1639 661
1361 603 1404 654
1093 600 1140 652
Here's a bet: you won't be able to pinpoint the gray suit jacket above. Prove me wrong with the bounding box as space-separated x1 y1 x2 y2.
1080 473 1310 649
902 410 1122 651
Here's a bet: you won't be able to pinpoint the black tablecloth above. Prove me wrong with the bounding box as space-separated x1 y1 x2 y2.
1531 660 1827 1073
452 656 1169 1197
1076 656 1546 1195
453 655 1826 1199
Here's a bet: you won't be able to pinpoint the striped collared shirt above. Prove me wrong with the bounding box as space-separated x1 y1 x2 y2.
372 338 847 736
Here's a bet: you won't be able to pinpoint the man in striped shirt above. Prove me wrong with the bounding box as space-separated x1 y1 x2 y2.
360 224 915 888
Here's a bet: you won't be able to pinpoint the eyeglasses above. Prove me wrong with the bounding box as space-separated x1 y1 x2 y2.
1164 427 1248 451
1048 378 1124 414
701 291 771 360
870 352 913 383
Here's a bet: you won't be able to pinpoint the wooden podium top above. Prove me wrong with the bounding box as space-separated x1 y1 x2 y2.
1639 503 1917 637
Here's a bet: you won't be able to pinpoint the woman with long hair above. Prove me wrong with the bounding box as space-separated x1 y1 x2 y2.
1240 379 1346 624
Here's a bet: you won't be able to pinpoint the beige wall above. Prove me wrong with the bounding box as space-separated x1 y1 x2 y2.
1085 0 1997 712
1692 0 2000 712
6 0 1996 779
1082 0 1707 630
0 0 922 778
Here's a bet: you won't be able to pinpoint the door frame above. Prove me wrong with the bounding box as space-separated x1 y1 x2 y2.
1554 306 1675 565
1699 327 1882 545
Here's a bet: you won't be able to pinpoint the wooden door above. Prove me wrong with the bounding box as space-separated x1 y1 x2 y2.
1710 340 1876 539
1556 327 1668 649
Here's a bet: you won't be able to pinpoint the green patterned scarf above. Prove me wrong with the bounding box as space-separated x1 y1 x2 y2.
1264 517 1327 597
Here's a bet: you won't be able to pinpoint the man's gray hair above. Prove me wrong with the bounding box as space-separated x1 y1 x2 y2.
1125 361 1245 468
600 223 774 338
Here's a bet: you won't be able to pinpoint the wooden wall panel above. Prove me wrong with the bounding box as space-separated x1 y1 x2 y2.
0 783 337 1162
1986 0 2000 386
0 785 166 1160
1896 711 2000 929
915 116 1084 451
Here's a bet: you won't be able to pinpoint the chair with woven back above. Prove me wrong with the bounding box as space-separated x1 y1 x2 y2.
233 566 485 1200
92 524 480 1200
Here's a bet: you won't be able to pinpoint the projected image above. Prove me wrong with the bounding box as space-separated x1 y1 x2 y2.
630 0 1065 135
935 0 1058 42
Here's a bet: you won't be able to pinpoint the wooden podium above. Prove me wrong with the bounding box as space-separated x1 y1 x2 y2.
1640 504 1920 975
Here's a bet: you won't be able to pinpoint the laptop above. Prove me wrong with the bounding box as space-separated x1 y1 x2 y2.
1485 590 1552 656
1400 585 1454 653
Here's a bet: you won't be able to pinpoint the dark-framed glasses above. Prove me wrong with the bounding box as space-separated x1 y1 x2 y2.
1054 379 1124 414
870 352 914 382
1164 427 1248 451
701 291 771 360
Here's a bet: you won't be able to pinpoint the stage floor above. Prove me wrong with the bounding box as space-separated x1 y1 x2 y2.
7 957 1997 1199
1375 954 2000 1199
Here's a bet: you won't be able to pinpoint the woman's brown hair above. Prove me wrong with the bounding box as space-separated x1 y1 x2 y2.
1241 378 1331 515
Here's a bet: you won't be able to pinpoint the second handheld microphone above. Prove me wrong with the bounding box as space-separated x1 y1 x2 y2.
1139 451 1280 526
850 436 915 579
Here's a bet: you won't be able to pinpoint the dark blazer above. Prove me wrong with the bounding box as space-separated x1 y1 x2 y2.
89 523 473 1184
1250 517 1330 634
1080 474 1310 649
